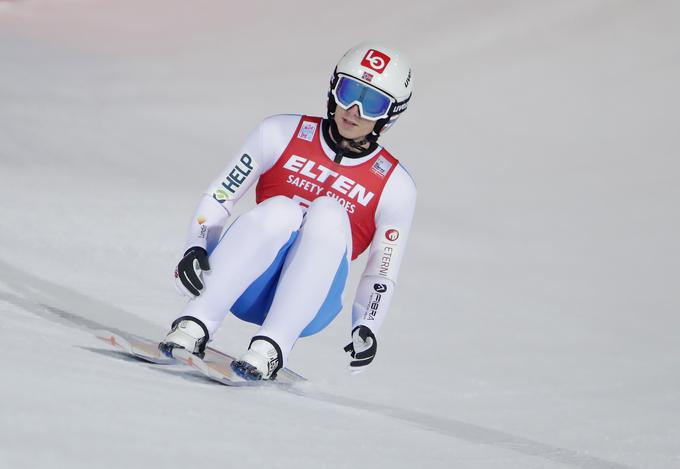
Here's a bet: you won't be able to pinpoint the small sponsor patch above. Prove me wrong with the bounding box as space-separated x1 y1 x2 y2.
374 283 387 293
385 229 400 242
377 225 402 280
297 121 317 142
370 156 393 178
364 293 381 320
213 188 230 202
212 153 256 204
361 71 374 82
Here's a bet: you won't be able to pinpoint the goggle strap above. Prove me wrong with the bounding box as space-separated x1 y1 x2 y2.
390 93 411 116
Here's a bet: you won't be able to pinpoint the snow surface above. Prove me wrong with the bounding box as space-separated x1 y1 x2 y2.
1 1 679 468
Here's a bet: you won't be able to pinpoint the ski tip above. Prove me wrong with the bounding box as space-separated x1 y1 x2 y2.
93 329 115 341
94 330 175 365
94 330 131 351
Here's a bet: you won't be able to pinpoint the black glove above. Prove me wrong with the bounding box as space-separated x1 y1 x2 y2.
344 325 377 372
174 247 210 297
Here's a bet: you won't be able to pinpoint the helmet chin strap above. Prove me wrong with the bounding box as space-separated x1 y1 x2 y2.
323 118 378 164
328 118 371 152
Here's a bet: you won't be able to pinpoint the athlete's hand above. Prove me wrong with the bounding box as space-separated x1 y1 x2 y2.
174 247 210 297
343 325 377 373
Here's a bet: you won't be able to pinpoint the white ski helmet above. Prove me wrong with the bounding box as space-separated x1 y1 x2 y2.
327 42 413 140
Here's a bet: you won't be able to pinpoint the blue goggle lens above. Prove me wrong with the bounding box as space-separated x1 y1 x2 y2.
335 77 392 119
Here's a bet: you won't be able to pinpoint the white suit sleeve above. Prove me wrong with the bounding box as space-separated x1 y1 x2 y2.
183 114 302 253
351 164 417 334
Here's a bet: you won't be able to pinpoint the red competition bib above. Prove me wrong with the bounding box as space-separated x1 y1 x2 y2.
256 116 398 259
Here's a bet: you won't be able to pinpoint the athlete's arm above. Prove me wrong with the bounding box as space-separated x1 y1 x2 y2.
351 163 417 341
182 114 302 254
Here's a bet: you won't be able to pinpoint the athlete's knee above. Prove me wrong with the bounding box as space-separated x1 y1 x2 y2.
303 196 350 241
242 196 304 234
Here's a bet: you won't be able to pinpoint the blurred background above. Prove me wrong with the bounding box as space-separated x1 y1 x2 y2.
1 1 679 468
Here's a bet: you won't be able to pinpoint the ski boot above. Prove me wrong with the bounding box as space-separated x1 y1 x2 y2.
231 336 283 381
158 316 209 359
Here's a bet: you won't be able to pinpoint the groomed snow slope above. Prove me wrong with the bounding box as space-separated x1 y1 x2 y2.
1 1 679 468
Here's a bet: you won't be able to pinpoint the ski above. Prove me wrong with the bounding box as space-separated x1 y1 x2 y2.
171 349 258 387
172 349 305 387
95 330 175 364
94 329 305 385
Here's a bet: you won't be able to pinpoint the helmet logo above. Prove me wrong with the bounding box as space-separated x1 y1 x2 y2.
361 49 391 74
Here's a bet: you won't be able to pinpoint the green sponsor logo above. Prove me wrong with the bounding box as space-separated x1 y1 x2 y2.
213 189 231 202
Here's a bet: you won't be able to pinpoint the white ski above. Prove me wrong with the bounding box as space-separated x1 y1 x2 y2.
95 330 175 365
95 329 305 385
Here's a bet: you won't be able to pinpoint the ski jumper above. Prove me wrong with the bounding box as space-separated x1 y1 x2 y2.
175 114 417 363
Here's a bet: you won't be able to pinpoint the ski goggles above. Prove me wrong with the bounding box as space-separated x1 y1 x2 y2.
331 74 395 121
